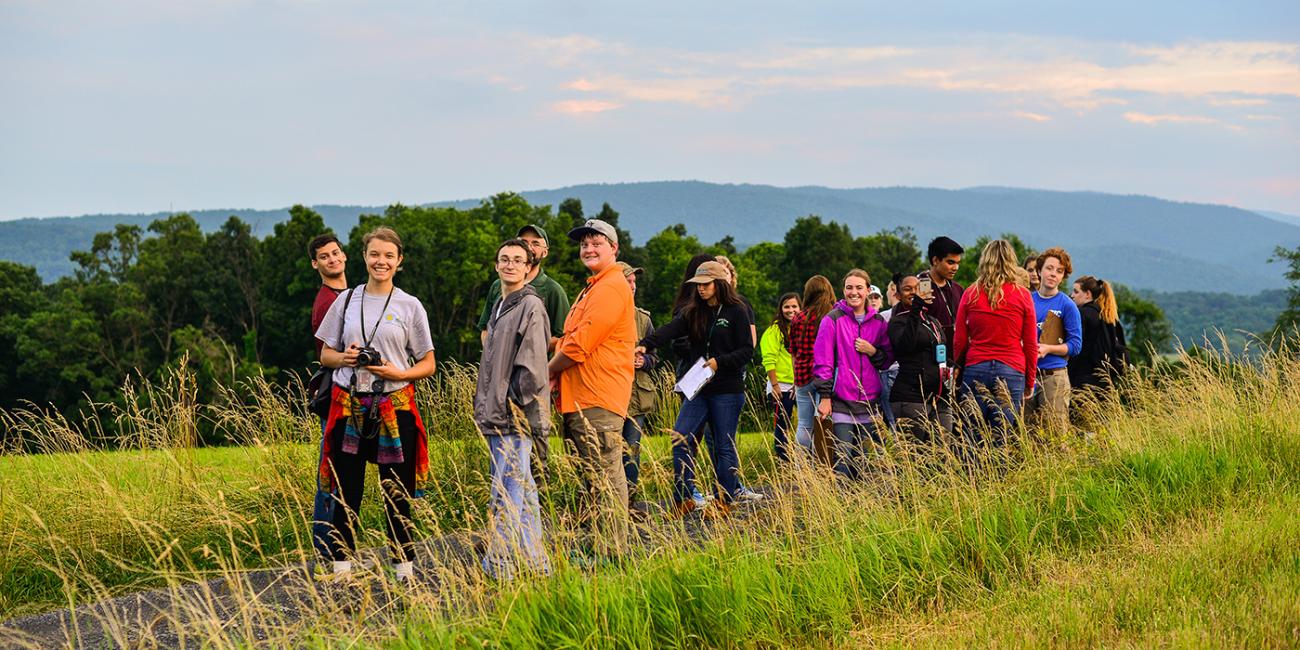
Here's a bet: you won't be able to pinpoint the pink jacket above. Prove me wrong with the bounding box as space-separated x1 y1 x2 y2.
812 300 894 416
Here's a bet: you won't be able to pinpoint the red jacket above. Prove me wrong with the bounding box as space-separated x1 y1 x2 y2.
953 283 1039 393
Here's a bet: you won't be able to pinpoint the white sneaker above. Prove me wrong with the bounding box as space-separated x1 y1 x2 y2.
737 487 765 502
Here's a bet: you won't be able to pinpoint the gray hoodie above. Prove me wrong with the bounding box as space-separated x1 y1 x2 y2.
474 285 552 438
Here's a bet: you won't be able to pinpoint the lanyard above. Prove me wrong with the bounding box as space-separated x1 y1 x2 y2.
918 305 943 344
704 305 722 357
925 271 956 323
359 286 396 348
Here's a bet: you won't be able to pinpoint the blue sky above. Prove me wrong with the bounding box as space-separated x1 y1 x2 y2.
2 1 1298 219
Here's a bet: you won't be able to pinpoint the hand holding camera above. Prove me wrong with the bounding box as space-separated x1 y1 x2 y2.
342 343 383 367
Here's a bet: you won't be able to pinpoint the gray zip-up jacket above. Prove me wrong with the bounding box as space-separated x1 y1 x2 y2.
474 285 552 438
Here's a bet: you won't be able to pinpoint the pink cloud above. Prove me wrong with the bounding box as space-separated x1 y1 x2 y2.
1013 110 1052 123
550 99 623 115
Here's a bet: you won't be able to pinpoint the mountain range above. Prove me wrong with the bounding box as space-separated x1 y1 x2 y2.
2 182 1298 294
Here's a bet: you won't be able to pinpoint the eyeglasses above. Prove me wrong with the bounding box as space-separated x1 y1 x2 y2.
496 256 530 267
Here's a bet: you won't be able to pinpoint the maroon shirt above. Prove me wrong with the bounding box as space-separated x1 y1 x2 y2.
311 284 345 355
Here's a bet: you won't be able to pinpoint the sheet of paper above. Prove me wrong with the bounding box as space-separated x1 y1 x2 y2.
674 357 715 401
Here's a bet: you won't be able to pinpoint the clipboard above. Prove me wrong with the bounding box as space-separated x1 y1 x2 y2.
674 358 715 401
1040 311 1065 345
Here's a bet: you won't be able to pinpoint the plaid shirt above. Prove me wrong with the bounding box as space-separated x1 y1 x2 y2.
788 310 822 386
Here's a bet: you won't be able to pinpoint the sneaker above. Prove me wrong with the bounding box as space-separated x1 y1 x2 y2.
737 487 765 502
691 490 709 510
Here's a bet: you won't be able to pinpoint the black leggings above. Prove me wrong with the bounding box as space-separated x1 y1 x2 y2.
326 410 419 563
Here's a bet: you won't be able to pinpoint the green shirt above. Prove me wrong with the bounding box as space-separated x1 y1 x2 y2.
477 270 571 338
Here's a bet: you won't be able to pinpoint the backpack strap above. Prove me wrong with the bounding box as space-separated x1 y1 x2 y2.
332 287 357 352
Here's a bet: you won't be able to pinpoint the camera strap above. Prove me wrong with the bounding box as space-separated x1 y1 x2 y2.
358 285 396 349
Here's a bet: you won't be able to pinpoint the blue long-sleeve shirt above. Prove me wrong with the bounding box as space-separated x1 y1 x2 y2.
1032 291 1082 370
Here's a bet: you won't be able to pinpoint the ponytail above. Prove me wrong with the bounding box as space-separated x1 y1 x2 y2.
1077 275 1118 325
1096 280 1119 325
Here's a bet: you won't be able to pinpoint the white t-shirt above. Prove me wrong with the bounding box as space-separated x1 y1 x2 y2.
315 286 435 392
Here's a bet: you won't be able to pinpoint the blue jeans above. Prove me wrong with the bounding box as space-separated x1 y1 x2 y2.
482 435 550 579
879 368 898 428
621 415 647 499
770 389 796 462
671 392 745 505
793 383 819 451
960 360 1026 446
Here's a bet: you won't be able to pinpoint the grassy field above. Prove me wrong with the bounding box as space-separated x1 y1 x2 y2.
1 347 1297 647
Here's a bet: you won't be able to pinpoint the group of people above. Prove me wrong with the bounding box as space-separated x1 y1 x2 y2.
303 221 1130 582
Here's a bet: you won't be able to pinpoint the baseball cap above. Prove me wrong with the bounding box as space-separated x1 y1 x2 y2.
869 284 882 297
685 261 730 284
617 261 644 277
516 224 549 245
567 219 618 244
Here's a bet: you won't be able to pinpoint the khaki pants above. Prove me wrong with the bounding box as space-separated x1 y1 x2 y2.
1027 370 1071 435
563 407 629 556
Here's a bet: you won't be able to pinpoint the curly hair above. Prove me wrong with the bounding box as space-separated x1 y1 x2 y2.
971 239 1029 309
1036 246 1073 280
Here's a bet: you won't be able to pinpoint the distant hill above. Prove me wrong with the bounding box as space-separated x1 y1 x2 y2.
1255 209 1300 228
2 181 1298 294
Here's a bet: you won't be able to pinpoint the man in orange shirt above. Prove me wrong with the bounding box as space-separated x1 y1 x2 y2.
548 218 636 555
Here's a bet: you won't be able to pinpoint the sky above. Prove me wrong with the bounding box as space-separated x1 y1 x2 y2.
2 1 1298 219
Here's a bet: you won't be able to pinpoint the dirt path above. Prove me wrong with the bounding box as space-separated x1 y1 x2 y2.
0 492 767 648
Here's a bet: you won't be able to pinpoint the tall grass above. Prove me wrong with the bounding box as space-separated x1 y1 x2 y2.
1 343 1297 647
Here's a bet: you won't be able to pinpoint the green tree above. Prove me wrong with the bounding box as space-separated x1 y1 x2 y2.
1271 245 1300 334
62 228 153 384
1114 284 1174 365
641 224 716 319
256 205 330 371
0 261 47 408
953 233 1036 286
351 203 499 360
132 214 208 361
856 227 922 289
734 249 780 328
780 216 857 291
198 217 262 351
70 223 141 284
15 283 120 409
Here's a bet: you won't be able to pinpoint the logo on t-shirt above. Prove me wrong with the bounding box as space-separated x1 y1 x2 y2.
716 318 731 328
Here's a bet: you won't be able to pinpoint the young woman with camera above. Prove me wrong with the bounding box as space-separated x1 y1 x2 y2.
314 226 437 582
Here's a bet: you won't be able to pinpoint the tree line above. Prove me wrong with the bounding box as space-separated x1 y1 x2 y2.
8 191 1272 440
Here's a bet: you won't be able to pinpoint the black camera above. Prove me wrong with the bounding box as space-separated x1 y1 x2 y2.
355 346 383 367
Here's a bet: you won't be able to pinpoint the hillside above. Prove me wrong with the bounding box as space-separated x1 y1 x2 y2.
2 182 1298 294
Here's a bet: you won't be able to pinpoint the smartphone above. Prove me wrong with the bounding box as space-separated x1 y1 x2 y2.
919 276 932 296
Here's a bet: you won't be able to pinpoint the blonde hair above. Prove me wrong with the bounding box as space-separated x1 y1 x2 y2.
972 239 1028 309
715 255 738 287
1076 275 1119 325
844 268 870 286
